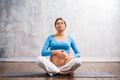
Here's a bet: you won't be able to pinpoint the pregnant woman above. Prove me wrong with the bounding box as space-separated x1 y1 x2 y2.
36 18 81 76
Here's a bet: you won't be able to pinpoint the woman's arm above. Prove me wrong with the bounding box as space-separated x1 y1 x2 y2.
41 36 53 56
70 37 80 58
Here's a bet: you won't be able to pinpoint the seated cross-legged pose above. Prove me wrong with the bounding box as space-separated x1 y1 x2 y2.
36 18 82 76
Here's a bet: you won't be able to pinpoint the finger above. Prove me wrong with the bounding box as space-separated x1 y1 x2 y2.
61 50 64 52
62 53 66 58
59 54 65 59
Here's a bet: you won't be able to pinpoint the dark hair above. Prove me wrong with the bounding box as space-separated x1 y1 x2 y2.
54 18 66 27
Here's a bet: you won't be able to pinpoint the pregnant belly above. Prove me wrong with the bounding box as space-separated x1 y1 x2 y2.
50 54 73 66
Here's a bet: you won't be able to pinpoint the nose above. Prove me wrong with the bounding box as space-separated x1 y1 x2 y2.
59 23 62 26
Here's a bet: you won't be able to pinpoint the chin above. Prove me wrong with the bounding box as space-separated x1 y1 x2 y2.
58 30 65 31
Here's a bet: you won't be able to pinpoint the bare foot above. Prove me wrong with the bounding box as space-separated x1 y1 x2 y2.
59 71 74 76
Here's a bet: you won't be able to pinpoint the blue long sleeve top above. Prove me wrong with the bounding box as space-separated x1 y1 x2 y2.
41 35 80 58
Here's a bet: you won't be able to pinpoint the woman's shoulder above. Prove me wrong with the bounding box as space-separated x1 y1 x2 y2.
48 34 54 38
67 35 73 39
47 34 54 40
67 35 75 42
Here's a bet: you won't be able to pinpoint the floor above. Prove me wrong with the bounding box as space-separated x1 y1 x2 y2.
0 62 120 80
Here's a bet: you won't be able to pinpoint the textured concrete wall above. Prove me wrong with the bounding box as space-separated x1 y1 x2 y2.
0 0 42 58
0 0 120 61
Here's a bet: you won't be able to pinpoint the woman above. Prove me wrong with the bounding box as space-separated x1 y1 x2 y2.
36 18 81 76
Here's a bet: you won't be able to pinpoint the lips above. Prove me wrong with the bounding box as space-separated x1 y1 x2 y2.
58 27 63 29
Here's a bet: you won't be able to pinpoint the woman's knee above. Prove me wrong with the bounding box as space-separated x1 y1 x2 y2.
73 58 82 65
36 56 46 64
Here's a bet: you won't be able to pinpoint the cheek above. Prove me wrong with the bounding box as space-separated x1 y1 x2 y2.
55 26 58 30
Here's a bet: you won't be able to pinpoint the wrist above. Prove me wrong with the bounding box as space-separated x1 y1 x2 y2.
52 50 57 55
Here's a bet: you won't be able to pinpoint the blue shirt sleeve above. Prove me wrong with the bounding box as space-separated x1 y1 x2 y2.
41 36 52 56
70 37 80 58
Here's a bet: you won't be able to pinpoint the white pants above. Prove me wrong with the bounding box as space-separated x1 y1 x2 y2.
36 56 81 75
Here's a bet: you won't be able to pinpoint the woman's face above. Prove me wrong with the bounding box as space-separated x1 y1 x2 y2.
55 20 66 31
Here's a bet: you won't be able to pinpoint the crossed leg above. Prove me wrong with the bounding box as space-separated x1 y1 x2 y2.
36 56 81 76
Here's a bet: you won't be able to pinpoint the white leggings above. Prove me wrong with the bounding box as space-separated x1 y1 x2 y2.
36 56 81 74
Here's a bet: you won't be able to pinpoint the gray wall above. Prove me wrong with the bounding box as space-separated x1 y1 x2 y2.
0 0 120 61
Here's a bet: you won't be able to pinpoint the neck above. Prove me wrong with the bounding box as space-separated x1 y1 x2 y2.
56 31 65 36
